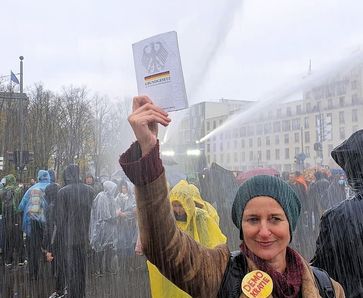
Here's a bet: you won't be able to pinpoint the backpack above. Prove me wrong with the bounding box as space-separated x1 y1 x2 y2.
217 251 336 298
27 188 46 221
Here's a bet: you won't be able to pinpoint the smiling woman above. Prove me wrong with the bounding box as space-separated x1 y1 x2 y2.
119 96 346 298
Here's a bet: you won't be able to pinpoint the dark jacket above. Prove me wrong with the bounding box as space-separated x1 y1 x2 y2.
120 142 344 298
311 129 363 297
54 165 95 248
43 182 61 250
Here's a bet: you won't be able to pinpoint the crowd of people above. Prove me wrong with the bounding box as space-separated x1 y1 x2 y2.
0 95 362 298
0 166 140 298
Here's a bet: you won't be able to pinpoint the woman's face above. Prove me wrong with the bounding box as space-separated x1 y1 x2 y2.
242 196 290 265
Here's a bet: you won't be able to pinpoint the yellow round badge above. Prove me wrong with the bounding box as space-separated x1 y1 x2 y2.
241 270 273 298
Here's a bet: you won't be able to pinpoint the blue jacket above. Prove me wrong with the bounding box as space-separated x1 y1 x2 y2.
18 170 50 235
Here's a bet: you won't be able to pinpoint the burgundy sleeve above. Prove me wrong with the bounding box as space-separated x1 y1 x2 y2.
119 140 164 186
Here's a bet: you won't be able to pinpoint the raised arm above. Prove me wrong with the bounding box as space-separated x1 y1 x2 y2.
119 96 230 297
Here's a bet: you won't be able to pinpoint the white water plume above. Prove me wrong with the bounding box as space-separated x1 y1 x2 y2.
199 47 363 143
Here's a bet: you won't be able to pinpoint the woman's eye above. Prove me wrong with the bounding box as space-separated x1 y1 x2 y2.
247 218 259 223
271 217 282 222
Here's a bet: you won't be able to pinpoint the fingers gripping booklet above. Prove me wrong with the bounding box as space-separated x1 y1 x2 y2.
132 31 188 112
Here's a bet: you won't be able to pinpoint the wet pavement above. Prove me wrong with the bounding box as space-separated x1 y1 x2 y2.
0 254 151 298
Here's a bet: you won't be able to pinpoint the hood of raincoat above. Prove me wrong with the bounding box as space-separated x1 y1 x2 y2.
103 180 117 198
331 129 363 191
48 169 56 183
37 170 50 183
188 183 220 225
63 164 80 185
169 180 199 240
4 174 17 187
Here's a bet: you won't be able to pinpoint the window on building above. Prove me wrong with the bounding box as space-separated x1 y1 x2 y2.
266 150 271 160
339 97 345 107
241 152 245 162
234 140 238 149
275 149 280 160
213 143 216 152
284 134 289 144
304 146 310 157
240 127 246 137
247 126 255 136
306 102 311 112
339 111 345 124
264 123 272 134
249 151 253 161
258 151 262 162
277 109 282 117
352 93 359 104
241 139 245 148
295 147 299 156
304 117 309 129
266 136 270 146
249 138 253 147
296 105 302 114
220 142 223 151
257 137 261 147
273 121 281 133
285 148 290 159
294 132 299 143
351 80 358 90
234 152 238 163
233 128 239 138
282 120 291 132
220 154 224 163
328 98 333 109
213 120 216 129
352 109 358 122
339 127 345 140
275 135 280 145
305 131 310 143
292 119 300 130
286 107 292 116
227 141 230 150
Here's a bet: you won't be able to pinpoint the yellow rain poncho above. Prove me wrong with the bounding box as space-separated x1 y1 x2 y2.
188 183 220 226
147 180 227 298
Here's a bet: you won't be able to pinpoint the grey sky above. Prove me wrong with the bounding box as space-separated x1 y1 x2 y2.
1 0 363 104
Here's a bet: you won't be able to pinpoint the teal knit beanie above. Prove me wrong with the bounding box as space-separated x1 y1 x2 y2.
232 175 301 241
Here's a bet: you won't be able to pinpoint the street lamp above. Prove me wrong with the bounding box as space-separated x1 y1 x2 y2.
186 149 201 156
161 150 175 157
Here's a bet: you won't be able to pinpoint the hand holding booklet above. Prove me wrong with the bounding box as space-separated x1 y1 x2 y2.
132 31 188 112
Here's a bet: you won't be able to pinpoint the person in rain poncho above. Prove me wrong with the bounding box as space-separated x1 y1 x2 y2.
0 174 24 266
89 180 118 275
52 164 95 298
146 179 227 298
312 129 363 297
114 179 138 270
18 170 50 281
119 96 344 298
188 182 220 226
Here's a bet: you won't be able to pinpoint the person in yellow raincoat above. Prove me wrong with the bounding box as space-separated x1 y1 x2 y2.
147 180 227 298
188 183 220 226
